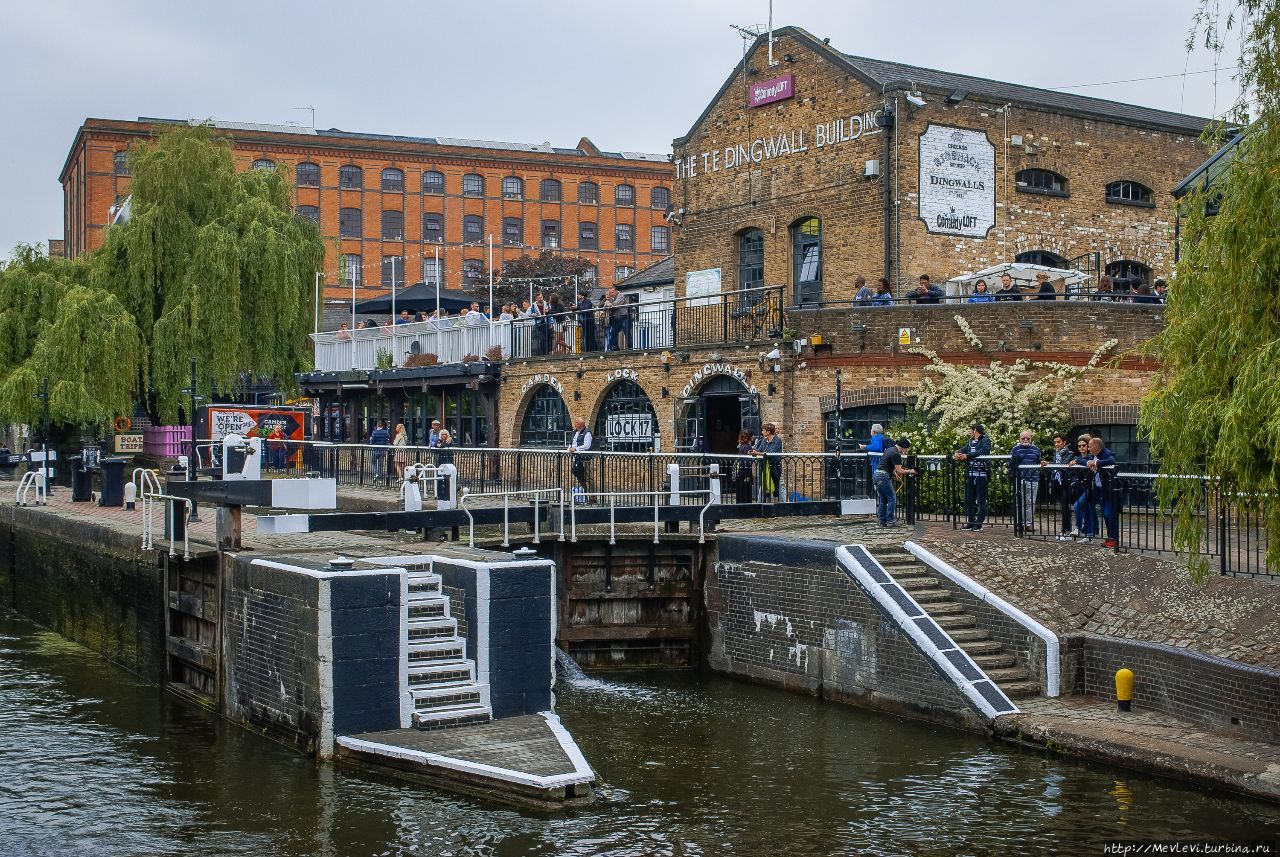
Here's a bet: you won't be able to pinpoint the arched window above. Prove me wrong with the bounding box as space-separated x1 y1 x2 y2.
296 162 320 187
1106 180 1154 207
339 207 362 238
381 168 404 192
540 179 562 202
594 379 657 452
381 209 403 241
113 150 130 176
463 215 484 244
503 217 523 246
1015 250 1067 268
339 165 363 189
422 171 445 194
578 181 599 204
1015 169 1068 197
791 217 822 304
340 253 362 287
825 404 908 452
381 255 405 287
252 158 275 171
739 228 764 294
296 204 319 224
579 222 597 250
423 213 442 243
615 223 633 250
615 184 635 206
651 186 671 210
650 225 670 253
502 176 524 198
519 385 572 448
1105 260 1152 286
462 173 484 197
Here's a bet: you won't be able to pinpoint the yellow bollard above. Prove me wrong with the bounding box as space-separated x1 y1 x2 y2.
1115 668 1134 712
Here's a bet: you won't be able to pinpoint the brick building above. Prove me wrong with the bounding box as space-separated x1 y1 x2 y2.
59 118 674 298
672 26 1212 303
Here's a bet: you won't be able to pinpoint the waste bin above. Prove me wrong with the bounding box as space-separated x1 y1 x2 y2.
98 456 128 507
70 455 93 502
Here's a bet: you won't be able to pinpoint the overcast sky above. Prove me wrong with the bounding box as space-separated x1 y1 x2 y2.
0 0 1244 257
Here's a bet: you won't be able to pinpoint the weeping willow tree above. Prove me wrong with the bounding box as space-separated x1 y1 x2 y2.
0 124 323 430
1139 0 1280 578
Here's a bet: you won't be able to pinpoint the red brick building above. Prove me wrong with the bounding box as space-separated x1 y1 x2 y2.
59 118 674 298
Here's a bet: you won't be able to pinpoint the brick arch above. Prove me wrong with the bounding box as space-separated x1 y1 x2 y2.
510 380 572 442
583 374 664 432
819 385 915 413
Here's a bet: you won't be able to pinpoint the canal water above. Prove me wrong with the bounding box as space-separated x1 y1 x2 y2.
2 613 1277 856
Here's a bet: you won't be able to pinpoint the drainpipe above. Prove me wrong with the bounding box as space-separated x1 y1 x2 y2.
881 101 895 282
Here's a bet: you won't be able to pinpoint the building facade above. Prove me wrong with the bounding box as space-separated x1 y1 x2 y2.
671 27 1211 303
59 118 674 298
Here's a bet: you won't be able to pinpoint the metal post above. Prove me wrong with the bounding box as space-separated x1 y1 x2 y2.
314 271 321 337
187 358 200 523
834 369 843 501
391 255 397 328
38 376 51 494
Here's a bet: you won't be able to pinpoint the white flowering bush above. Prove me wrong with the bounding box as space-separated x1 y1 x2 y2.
889 315 1117 455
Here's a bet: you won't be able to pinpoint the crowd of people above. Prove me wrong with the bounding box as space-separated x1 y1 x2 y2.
850 272 1168 306
368 418 454 482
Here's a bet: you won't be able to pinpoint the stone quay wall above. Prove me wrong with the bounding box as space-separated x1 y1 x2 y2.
709 535 979 729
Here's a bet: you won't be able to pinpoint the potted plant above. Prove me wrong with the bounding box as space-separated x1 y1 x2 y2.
375 348 394 370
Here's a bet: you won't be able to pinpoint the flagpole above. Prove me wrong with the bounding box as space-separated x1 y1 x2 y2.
391 256 397 324
434 245 441 321
488 234 494 318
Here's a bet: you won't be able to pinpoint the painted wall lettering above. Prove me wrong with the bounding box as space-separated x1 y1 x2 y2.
917 124 996 238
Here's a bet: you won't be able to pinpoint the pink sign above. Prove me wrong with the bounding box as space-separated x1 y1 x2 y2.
749 74 794 108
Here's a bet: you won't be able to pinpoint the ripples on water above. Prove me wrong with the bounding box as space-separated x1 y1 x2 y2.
1 615 1278 856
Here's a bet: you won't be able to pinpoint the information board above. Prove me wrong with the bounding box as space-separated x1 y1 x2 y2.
685 268 723 307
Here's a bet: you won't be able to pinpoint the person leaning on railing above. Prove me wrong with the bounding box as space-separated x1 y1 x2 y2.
749 423 783 502
869 278 894 305
955 423 992 531
966 279 995 303
735 430 755 502
908 274 944 304
1009 430 1043 535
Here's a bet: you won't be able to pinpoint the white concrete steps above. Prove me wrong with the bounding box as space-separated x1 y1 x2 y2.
408 639 466 663
407 616 458 641
408 660 475 687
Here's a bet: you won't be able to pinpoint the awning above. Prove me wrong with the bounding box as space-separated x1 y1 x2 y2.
354 282 477 315
945 262 1093 295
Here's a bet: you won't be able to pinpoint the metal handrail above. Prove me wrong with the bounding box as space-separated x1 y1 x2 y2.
568 488 713 545
458 488 565 548
141 491 192 559
15 470 46 506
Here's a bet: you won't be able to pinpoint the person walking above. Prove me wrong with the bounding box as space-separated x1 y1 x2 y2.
873 437 917 526
370 419 390 481
1009 430 1043 535
750 423 783 502
568 417 593 501
955 423 992 531
392 423 409 482
852 275 875 304
734 430 755 502
1087 436 1119 548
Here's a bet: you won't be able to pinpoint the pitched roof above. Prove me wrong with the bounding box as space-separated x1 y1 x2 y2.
617 256 674 290
676 26 1210 142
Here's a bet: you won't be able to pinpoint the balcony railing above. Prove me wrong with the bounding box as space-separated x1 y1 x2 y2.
310 285 785 372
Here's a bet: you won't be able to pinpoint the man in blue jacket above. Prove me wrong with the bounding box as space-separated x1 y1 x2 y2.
954 423 991 530
860 423 888 481
1009 430 1043 535
1087 436 1119 548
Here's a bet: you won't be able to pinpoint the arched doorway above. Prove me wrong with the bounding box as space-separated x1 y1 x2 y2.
519 384 571 448
678 374 760 454
594 379 658 452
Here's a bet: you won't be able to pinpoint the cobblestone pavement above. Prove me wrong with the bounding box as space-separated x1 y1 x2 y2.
996 696 1280 802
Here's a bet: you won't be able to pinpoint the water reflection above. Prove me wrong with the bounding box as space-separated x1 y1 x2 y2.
1 615 1278 856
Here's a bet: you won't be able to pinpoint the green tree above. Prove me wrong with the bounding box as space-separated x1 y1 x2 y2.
483 251 594 306
0 124 323 428
1139 0 1280 577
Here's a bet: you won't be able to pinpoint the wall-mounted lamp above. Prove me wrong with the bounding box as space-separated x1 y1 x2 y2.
905 91 927 109
768 383 777 397
576 369 586 379
660 350 671 373
574 390 581 401
783 54 796 63
661 386 669 398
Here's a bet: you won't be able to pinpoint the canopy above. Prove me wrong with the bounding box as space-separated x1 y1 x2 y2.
945 263 1092 296
354 282 477 316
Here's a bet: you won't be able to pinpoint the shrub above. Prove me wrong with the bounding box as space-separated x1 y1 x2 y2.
404 353 438 367
484 345 504 362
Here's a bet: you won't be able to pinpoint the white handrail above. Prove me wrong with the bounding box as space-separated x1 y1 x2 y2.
142 491 192 559
16 470 46 506
458 488 565 548
568 488 712 545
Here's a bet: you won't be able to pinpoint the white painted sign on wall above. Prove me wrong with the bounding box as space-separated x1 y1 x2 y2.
918 124 996 238
606 414 654 441
685 268 723 307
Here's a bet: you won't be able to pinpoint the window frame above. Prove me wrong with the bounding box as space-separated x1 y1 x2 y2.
381 254 406 287
462 173 485 197
1015 168 1069 198
791 217 823 304
1014 250 1068 269
339 207 363 239
338 165 364 190
296 204 320 224
463 214 484 244
615 184 635 206
540 179 562 203
650 186 671 210
1105 180 1155 208
462 259 485 285
502 176 524 199
113 150 130 176
541 220 560 249
381 209 404 241
423 213 443 243
422 171 445 195
577 181 599 204
251 158 275 171
381 168 404 192
615 223 634 251
341 253 363 288
502 217 523 247
295 162 320 187
650 225 670 253
579 222 598 250
739 228 765 294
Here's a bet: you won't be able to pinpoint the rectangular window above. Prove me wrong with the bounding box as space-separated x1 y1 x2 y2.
615 223 633 251
381 255 405 287
579 223 597 250
341 253 363 287
502 176 523 198
463 215 484 244
541 220 560 249
381 209 404 241
422 258 442 286
578 182 599 204
423 214 443 243
462 174 484 196
339 207 362 238
650 225 670 253
503 217 523 246
423 171 444 194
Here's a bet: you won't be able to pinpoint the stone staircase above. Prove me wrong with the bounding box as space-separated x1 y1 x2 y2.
873 550 1040 700
405 568 492 728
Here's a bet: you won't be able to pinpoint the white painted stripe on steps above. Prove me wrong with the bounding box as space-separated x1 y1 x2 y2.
835 544 1019 723
335 734 594 790
904 541 1061 698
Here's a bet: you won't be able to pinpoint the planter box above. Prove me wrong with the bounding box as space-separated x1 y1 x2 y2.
143 425 192 458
